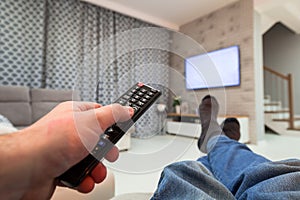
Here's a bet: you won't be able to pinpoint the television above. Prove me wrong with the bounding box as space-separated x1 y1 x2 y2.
185 45 240 90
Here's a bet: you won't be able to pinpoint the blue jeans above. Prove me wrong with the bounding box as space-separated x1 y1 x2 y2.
151 136 300 199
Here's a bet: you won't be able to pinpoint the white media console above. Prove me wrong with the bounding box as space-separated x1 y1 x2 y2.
166 113 249 143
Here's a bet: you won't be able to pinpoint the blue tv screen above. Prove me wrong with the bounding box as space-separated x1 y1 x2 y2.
185 45 240 90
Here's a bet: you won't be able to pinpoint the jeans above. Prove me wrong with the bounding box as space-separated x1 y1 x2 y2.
151 136 300 200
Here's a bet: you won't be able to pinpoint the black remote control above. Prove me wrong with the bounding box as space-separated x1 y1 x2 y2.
58 82 161 187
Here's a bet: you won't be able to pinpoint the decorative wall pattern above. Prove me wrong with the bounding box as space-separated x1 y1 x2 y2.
0 0 169 137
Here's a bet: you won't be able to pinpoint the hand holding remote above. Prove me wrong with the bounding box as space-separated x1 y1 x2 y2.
0 101 134 199
59 83 161 187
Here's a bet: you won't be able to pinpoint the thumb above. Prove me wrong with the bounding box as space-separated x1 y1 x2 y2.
95 104 134 132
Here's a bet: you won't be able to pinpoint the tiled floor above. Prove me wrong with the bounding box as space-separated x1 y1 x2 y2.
106 132 300 196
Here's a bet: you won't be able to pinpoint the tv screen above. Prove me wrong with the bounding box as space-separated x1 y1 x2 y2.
185 45 240 90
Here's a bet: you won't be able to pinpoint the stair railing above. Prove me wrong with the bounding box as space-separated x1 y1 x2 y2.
263 66 294 129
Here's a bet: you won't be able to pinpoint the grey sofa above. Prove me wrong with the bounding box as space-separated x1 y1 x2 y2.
0 85 131 151
0 85 80 127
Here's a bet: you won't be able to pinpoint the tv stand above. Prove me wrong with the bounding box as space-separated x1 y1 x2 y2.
166 113 249 143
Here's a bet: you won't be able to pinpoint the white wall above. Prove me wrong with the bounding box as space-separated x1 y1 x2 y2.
254 11 265 140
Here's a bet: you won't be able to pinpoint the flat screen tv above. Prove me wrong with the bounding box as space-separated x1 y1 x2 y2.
185 45 240 90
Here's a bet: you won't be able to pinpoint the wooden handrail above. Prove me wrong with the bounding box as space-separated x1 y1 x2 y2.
264 66 294 129
264 66 288 80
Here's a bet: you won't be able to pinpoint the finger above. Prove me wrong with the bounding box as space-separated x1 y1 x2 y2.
90 163 107 183
76 176 95 193
73 101 102 112
105 145 119 162
95 104 134 132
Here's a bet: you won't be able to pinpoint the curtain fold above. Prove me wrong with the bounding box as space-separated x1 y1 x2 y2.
0 0 46 88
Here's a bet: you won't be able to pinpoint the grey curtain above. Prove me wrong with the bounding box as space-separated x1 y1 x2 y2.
0 0 169 137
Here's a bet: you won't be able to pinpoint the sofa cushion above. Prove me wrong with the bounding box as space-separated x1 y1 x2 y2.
0 86 32 126
31 102 59 122
31 88 81 102
31 89 81 122
0 102 32 126
0 85 30 102
0 86 81 125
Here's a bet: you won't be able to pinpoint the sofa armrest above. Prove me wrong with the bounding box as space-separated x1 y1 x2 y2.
0 86 32 126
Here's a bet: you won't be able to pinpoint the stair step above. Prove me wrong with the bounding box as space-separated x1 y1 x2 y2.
264 102 281 106
273 117 300 122
264 110 289 114
287 127 300 131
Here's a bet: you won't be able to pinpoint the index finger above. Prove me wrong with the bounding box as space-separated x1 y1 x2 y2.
95 104 134 132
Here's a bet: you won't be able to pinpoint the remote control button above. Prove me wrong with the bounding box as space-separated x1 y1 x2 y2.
150 89 157 93
141 88 147 93
98 140 106 147
123 94 131 100
132 106 140 112
144 95 151 99
131 89 137 93
138 92 144 96
105 127 114 133
130 98 138 103
147 92 154 96
141 98 147 103
117 99 127 105
138 82 144 87
134 95 141 100
92 146 99 155
137 101 144 106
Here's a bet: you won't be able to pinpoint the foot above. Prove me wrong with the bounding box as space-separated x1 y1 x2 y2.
221 118 240 141
197 95 223 153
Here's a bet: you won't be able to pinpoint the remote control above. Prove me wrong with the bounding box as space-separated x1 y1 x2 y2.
58 82 161 187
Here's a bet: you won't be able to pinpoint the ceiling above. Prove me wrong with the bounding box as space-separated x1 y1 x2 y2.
84 0 300 34
255 0 300 34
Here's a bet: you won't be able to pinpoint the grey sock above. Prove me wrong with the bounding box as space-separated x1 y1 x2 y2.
199 120 223 153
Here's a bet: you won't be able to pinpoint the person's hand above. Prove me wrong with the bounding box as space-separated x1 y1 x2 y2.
0 101 134 200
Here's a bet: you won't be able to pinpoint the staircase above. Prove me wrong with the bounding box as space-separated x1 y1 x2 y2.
264 95 300 134
264 66 300 134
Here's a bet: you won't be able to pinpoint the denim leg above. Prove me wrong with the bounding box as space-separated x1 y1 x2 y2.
207 136 300 199
207 136 269 189
197 155 212 172
235 159 300 200
151 160 235 200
